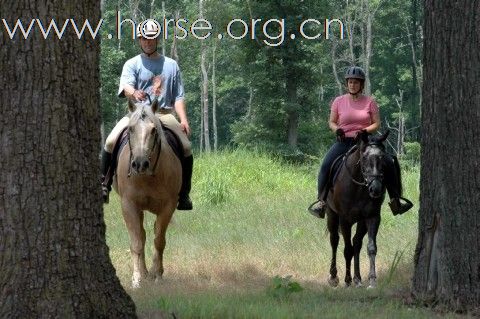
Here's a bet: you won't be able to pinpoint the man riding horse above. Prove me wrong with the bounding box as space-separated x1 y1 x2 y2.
101 20 193 210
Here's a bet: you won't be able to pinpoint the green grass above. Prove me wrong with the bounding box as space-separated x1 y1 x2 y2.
103 149 462 318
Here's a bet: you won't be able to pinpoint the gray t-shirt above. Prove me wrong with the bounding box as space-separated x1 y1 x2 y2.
118 54 185 109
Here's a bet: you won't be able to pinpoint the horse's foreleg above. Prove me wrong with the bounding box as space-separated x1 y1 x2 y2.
352 221 367 287
327 210 340 287
150 203 175 282
122 200 147 288
365 216 381 288
340 221 353 287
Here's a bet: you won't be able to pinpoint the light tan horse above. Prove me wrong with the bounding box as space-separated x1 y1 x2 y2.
113 98 182 288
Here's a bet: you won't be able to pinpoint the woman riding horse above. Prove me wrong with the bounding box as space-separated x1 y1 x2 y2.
308 66 413 218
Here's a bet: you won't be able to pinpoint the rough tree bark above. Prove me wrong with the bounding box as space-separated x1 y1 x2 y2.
0 1 137 317
412 0 480 311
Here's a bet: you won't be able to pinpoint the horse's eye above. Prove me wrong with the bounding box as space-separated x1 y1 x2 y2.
151 127 156 135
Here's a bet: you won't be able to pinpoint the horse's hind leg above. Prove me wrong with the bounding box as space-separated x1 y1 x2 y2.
365 215 381 288
340 221 353 287
327 210 340 287
352 221 367 287
150 203 176 282
122 200 147 288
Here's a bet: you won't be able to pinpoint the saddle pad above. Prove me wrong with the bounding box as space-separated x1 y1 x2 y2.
329 145 358 187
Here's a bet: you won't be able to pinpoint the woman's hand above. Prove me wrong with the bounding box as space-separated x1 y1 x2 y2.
336 128 345 142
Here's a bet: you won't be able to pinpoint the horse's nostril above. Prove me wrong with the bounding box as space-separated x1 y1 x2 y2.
142 160 150 170
132 161 138 170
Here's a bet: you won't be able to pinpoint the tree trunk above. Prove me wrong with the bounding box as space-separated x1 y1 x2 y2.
0 1 136 317
363 1 372 96
331 40 343 95
395 90 405 156
170 10 180 62
285 64 298 149
161 1 166 56
212 40 218 151
199 0 210 152
199 82 203 151
412 0 480 311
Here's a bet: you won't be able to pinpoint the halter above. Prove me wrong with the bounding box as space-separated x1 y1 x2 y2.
127 105 162 177
343 143 385 188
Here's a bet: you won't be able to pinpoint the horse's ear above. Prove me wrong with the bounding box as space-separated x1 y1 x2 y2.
360 130 369 144
377 130 390 143
127 98 136 112
151 97 158 114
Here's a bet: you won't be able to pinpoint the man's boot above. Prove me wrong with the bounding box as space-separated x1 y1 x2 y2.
177 155 193 210
101 149 113 204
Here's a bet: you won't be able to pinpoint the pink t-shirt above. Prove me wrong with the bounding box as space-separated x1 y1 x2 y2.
331 94 379 138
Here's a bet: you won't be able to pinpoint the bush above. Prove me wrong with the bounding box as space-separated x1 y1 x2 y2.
402 142 421 168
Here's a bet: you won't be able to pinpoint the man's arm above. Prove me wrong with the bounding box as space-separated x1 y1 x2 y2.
174 99 191 136
123 84 146 101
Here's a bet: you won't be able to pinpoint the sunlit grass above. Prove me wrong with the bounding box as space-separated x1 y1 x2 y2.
102 149 454 318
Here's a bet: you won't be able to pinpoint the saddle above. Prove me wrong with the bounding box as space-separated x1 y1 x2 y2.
327 145 358 189
110 125 183 178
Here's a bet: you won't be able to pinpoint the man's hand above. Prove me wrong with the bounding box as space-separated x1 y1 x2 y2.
180 120 191 136
132 89 146 101
152 76 162 96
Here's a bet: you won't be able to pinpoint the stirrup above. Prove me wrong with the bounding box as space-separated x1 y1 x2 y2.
101 184 110 204
389 197 413 215
308 199 326 219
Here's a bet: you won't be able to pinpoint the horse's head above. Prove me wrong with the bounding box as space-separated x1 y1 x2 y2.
127 98 162 175
357 130 390 199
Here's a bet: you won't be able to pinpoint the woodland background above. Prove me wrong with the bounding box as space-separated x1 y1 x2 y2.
100 0 422 161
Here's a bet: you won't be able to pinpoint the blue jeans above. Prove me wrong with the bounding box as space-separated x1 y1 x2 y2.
317 138 357 199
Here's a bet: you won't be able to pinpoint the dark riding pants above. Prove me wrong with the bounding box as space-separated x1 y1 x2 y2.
317 138 357 199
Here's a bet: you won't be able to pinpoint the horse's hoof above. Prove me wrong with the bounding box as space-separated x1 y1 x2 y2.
328 276 339 287
132 279 141 289
345 281 352 288
354 280 363 288
154 275 163 283
132 272 147 288
367 281 376 289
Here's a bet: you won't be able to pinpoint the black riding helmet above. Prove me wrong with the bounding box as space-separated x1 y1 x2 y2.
345 66 366 81
345 66 365 95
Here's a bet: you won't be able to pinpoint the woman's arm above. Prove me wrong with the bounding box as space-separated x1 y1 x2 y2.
364 112 381 133
328 109 339 133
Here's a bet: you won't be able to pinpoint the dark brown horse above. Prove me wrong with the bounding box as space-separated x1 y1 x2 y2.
113 98 182 288
325 130 390 288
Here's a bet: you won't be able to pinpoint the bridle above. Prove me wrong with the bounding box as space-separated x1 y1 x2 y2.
127 102 162 177
343 143 385 188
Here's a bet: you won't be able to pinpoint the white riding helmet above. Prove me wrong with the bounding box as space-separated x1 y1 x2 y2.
136 20 160 39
